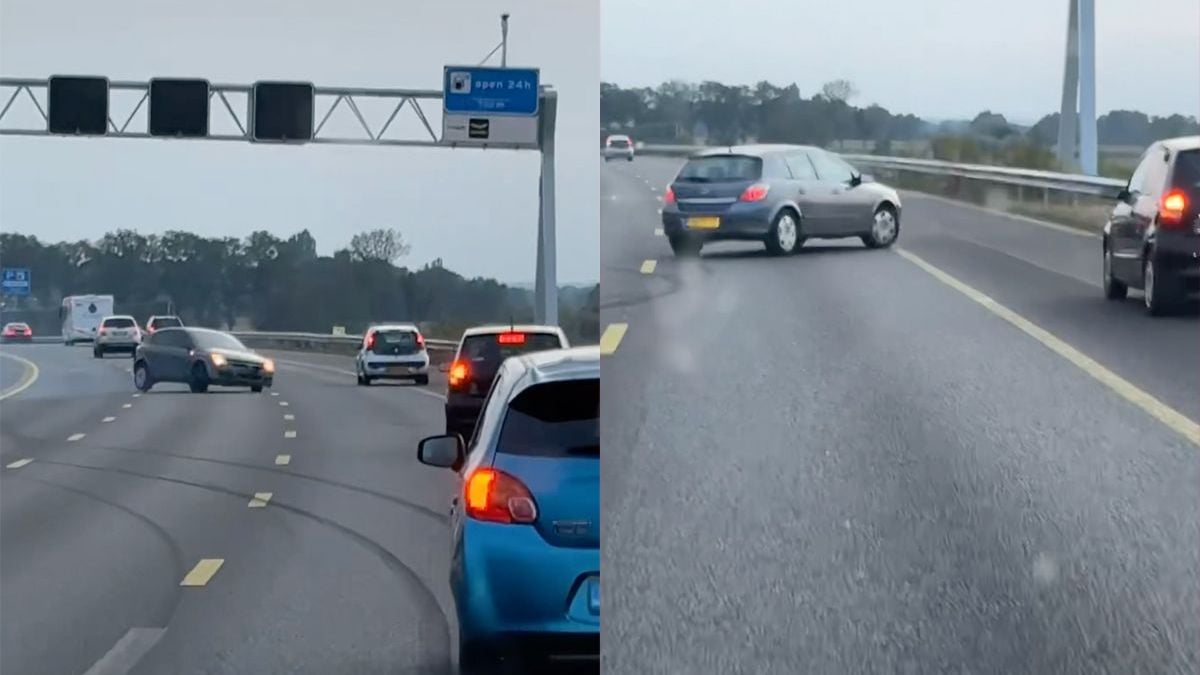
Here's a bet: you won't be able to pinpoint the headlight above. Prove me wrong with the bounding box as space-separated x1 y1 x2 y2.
210 353 227 367
262 359 275 373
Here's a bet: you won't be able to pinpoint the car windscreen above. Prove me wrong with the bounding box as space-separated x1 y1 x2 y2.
5 323 28 331
153 317 183 328
676 155 762 183
1173 150 1200 199
609 138 630 148
371 330 419 354
190 331 247 351
497 378 599 458
103 317 136 328
460 332 563 370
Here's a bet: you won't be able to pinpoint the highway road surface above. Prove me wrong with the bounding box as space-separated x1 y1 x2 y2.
0 344 457 675
600 156 1200 674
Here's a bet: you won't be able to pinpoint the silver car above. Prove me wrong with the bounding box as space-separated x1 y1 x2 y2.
93 315 142 357
661 144 902 257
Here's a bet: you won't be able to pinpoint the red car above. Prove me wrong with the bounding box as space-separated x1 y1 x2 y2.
1 322 33 343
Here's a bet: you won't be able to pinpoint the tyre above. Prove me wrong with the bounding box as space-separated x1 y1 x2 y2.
668 235 701 258
861 205 899 249
362 375 373 386
415 374 429 385
1143 257 1179 317
93 347 103 358
458 640 504 675
627 156 634 162
764 209 801 256
133 360 154 392
1102 244 1127 300
189 363 210 393
250 385 263 393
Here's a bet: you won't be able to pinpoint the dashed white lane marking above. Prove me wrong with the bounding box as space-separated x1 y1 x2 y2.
275 454 291 465
102 417 116 423
67 433 86 442
81 626 166 675
122 403 133 409
132 394 141 398
278 401 289 407
284 430 297 439
6 458 33 469
247 492 273 508
284 414 295 421
270 392 279 397
654 228 664 236
656 196 663 202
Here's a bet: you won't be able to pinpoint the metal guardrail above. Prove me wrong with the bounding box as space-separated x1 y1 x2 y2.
634 144 1126 199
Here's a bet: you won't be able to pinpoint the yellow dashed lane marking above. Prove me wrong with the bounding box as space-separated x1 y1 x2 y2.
6 458 33 469
180 559 224 587
275 454 291 465
897 247 1200 447
247 492 273 508
599 323 628 356
640 260 657 274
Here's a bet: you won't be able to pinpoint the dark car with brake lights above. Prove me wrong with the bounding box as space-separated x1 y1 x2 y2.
444 324 569 440
144 315 184 334
1102 136 1200 315
133 327 274 393
661 144 902 257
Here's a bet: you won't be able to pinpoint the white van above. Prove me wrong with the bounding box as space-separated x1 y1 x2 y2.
61 294 115 345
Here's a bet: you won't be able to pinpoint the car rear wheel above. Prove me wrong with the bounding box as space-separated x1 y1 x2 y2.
459 640 505 674
1143 257 1179 316
765 210 801 256
668 235 701 258
133 360 154 392
189 363 210 393
250 385 263 393
1102 244 1127 300
414 374 429 385
862 206 899 248
93 346 103 358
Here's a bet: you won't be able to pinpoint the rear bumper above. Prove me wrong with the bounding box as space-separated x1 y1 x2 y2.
453 520 599 655
445 397 483 433
1153 241 1200 296
662 202 775 241
363 361 429 378
96 339 140 350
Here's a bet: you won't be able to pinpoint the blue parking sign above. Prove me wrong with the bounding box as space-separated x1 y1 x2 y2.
1 268 30 296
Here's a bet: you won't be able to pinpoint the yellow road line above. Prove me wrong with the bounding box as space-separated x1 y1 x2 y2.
896 247 1200 447
640 260 657 274
247 492 273 508
6 458 33 469
599 323 628 356
275 454 291 465
0 352 39 401
180 558 224 587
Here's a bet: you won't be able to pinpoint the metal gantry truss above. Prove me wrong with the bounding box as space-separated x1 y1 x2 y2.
0 78 454 148
0 76 561 324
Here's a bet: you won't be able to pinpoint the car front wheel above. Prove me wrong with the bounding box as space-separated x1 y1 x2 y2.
189 363 210 393
862 206 899 248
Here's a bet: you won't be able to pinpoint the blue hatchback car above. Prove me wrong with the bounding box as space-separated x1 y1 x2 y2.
418 345 600 673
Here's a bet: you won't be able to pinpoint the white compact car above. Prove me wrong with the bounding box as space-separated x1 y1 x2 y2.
604 134 635 161
94 315 142 357
355 324 430 386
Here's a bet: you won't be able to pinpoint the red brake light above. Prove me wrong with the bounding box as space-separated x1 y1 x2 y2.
365 332 376 350
449 359 469 388
497 332 526 345
1159 189 1188 227
664 186 676 204
740 183 770 202
415 333 425 348
464 468 538 524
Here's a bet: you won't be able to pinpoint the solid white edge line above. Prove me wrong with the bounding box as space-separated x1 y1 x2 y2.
81 627 166 675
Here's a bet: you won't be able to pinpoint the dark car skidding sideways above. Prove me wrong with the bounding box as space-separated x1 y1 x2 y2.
133 327 274 393
661 144 902 257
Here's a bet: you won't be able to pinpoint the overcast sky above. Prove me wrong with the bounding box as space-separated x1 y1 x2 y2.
0 0 599 285
602 0 1199 124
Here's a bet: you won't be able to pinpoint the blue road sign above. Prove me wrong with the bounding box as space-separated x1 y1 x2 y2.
443 66 540 116
1 268 30 296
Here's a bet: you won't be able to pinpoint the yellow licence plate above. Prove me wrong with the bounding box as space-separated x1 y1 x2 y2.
687 217 720 230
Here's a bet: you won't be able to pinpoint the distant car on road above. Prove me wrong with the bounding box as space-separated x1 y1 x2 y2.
604 134 635 162
355 323 430 386
1 322 32 343
133 327 274 393
444 324 570 439
418 345 600 672
661 144 902 257
144 315 184 334
94 315 142 357
1102 135 1200 315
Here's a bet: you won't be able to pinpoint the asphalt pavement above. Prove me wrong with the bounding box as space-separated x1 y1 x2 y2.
0 342 458 675
600 156 1200 674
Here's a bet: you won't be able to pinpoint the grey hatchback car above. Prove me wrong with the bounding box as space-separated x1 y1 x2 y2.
661 144 902 257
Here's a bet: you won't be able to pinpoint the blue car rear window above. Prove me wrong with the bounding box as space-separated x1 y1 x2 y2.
497 378 599 458
677 155 762 182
